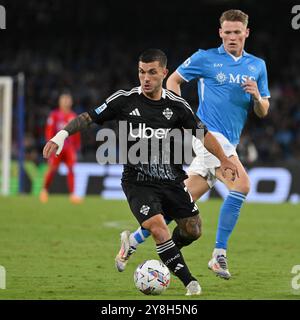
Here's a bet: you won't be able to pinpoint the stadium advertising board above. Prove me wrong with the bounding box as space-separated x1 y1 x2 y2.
18 162 300 204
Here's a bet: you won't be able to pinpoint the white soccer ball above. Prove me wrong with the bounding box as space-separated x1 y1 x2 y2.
134 259 171 295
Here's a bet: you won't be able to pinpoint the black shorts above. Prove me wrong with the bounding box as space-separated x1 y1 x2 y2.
121 181 199 225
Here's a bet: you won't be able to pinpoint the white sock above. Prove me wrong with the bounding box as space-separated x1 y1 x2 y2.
213 248 227 257
129 233 139 248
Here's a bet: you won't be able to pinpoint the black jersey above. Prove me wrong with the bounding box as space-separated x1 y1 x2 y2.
88 86 208 184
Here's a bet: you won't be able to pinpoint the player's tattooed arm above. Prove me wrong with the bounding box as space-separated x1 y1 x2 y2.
43 112 93 159
64 112 93 135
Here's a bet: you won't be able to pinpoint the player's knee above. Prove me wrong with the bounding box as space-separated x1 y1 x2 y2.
237 178 251 195
177 215 202 241
231 175 250 195
142 216 170 244
186 217 202 240
243 181 250 195
150 226 170 243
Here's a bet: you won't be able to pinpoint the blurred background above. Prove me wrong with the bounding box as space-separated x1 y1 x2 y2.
0 0 299 201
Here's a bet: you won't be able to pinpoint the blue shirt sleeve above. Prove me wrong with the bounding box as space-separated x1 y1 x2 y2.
257 60 270 98
176 49 206 82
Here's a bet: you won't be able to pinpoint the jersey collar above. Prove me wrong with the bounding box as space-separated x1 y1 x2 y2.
218 44 249 60
138 86 166 99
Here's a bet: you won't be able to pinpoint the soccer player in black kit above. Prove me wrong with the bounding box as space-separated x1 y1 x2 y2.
43 49 238 295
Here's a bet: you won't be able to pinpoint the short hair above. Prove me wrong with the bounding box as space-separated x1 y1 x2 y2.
59 89 72 97
220 9 249 27
138 49 167 67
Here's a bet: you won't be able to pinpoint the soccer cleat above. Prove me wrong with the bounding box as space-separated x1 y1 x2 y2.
69 194 83 204
115 230 136 272
208 255 231 280
185 280 202 296
39 189 49 203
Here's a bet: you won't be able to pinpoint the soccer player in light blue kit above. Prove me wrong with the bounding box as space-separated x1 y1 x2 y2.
115 9 270 279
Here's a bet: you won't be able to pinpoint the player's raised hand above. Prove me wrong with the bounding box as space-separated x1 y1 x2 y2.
43 129 69 158
220 157 239 181
43 141 58 159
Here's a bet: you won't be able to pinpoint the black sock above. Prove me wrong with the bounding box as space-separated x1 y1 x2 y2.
172 226 194 249
156 239 196 287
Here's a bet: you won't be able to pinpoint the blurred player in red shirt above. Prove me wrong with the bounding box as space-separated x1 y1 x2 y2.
40 92 82 203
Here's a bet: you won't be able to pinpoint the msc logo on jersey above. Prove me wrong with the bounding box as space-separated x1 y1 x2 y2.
229 74 256 83
95 103 108 114
215 72 227 84
162 108 173 120
215 72 256 84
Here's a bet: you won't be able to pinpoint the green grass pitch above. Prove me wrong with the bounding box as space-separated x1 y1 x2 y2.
0 195 299 300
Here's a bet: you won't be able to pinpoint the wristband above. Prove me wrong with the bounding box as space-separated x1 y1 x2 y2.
50 130 69 155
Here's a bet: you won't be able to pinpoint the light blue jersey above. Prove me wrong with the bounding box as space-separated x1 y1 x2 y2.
177 45 270 145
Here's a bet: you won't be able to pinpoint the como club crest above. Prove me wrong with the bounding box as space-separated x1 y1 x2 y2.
162 108 173 120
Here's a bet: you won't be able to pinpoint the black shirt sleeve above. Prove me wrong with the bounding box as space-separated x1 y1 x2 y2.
180 101 208 137
87 90 124 125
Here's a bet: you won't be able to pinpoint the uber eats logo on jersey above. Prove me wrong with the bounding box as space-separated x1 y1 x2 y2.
129 123 171 139
95 121 205 165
